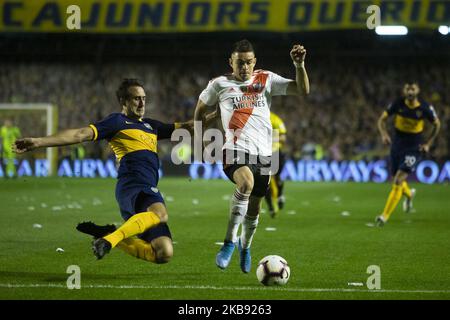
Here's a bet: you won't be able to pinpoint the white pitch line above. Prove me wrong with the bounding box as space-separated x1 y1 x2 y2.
0 283 449 294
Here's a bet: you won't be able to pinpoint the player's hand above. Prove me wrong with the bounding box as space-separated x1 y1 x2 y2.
381 134 391 145
290 44 307 64
12 138 38 153
181 120 194 133
419 143 430 153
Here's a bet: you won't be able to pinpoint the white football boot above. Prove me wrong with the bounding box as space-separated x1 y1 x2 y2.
403 188 416 213
375 215 386 227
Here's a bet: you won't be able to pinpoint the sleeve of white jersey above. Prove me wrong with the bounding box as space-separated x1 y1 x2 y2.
199 79 219 106
270 72 293 96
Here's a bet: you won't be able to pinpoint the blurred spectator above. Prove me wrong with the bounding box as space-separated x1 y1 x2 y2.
0 57 448 162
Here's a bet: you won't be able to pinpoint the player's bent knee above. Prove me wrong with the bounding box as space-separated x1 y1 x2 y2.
155 253 172 264
155 211 168 223
151 237 173 264
237 180 254 194
147 202 169 224
233 167 254 194
155 246 173 264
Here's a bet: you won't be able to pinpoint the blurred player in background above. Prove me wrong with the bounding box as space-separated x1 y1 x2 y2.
13 78 216 263
265 111 287 218
1 119 21 178
376 82 441 226
194 39 309 273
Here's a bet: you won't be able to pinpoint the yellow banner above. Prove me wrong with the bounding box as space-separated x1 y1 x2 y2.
0 0 448 33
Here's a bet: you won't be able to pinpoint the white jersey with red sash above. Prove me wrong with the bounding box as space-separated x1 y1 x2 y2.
199 69 292 156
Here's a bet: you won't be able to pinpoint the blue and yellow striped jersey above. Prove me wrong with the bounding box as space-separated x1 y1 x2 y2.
90 113 175 185
385 98 437 147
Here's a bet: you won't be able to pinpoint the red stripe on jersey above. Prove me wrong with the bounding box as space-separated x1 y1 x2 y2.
229 107 254 143
229 107 254 130
228 71 269 143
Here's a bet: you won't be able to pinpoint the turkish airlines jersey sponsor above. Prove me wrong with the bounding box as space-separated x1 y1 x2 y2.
199 70 292 156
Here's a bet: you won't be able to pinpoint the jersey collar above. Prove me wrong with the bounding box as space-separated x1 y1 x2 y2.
404 99 421 109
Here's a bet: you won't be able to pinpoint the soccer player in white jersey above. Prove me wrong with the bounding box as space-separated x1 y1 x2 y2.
194 39 310 273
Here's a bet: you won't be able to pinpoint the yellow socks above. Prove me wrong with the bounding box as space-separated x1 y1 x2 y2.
402 181 412 199
116 238 156 262
103 212 161 248
381 184 403 221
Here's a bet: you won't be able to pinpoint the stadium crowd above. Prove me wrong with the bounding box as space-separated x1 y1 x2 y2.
1 58 448 162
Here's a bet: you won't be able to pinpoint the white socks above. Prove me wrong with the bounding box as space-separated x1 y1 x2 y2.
240 214 259 249
224 189 250 243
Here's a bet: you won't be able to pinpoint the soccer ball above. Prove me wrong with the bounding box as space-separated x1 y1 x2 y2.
256 255 290 286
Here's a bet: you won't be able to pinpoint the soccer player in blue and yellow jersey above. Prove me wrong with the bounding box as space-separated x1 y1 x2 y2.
264 111 287 218
13 79 217 263
376 83 441 226
1 119 21 178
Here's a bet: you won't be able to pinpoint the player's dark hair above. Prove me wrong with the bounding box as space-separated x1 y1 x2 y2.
232 39 254 54
116 78 144 104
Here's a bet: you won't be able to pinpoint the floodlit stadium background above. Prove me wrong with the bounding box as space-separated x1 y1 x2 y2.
1 0 450 302
1 0 449 183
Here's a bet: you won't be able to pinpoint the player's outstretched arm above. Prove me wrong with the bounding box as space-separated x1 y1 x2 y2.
194 100 209 124
193 100 211 161
287 44 310 96
377 112 391 145
204 109 219 126
420 118 441 153
12 127 94 154
177 109 218 132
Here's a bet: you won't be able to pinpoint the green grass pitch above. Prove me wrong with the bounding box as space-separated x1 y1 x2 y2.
0 177 449 300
